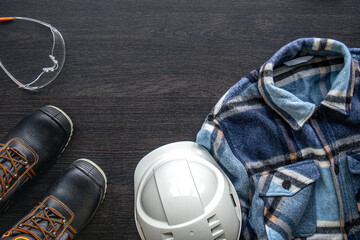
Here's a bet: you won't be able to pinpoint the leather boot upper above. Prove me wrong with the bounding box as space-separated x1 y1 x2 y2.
0 106 73 211
2 159 107 240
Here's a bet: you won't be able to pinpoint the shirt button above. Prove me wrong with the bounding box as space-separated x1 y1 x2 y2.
312 106 324 119
334 164 340 175
312 110 319 118
282 180 291 190
345 225 350 234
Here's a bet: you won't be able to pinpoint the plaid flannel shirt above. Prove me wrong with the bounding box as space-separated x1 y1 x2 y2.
197 38 360 240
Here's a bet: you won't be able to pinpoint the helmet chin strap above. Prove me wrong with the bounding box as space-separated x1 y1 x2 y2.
0 17 65 90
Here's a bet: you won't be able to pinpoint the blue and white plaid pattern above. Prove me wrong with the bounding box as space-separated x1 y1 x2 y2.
197 38 360 239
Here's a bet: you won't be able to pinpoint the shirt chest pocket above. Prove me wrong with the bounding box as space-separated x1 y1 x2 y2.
251 160 320 240
347 150 360 211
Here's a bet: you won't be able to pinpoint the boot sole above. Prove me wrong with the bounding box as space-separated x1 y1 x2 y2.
74 158 108 197
72 158 108 235
46 105 74 153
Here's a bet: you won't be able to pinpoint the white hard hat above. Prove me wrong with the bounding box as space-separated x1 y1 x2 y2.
134 141 241 240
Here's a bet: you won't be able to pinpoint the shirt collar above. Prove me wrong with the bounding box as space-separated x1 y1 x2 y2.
258 38 358 130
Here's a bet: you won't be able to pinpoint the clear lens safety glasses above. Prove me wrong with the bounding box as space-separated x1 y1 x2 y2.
0 17 65 90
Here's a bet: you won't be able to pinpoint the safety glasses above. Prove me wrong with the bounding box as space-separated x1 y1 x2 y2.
0 17 65 90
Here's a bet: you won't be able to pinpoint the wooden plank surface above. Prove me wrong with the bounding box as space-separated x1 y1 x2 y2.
0 0 360 239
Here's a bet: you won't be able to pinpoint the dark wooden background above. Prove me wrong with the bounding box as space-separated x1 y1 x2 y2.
0 0 359 239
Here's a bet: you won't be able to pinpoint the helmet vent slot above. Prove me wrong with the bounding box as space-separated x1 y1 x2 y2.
230 193 237 207
161 232 174 240
208 215 225 239
207 214 220 227
214 235 226 240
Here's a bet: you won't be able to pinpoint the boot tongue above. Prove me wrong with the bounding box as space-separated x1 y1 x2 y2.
3 208 62 240
0 149 26 193
29 210 62 238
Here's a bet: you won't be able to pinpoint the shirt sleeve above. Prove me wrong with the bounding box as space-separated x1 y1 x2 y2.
196 117 254 240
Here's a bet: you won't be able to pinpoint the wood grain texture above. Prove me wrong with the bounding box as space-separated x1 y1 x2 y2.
0 0 360 239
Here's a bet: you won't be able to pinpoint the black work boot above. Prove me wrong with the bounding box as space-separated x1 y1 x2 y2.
0 106 73 212
1 159 107 240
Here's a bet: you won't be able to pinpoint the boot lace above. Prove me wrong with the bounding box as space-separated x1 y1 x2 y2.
0 144 28 199
13 206 67 240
